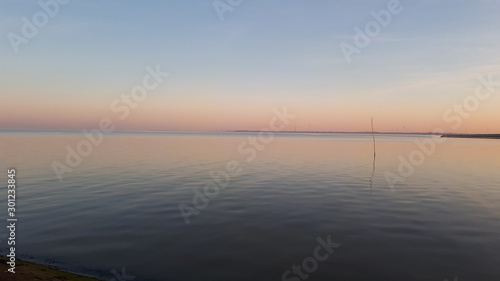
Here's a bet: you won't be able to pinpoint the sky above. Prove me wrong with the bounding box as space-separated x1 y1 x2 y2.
1 0 499 133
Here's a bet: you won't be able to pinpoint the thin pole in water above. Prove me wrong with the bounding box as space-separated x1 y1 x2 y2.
371 118 376 157
370 118 376 191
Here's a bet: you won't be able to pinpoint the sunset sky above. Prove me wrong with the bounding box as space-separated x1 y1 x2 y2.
1 0 499 133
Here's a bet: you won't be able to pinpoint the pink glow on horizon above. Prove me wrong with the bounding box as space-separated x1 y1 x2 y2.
2 90 499 133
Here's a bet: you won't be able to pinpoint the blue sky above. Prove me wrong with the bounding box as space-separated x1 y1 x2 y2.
1 0 499 132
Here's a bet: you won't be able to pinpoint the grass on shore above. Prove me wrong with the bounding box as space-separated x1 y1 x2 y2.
0 257 102 281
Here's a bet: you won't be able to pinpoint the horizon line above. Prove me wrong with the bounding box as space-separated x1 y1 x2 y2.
0 128 481 135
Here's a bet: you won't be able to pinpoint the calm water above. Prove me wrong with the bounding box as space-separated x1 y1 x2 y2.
1 131 500 281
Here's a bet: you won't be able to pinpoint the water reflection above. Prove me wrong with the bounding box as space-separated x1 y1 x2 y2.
0 131 500 281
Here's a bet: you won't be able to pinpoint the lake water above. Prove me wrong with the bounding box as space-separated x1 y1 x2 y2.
1 131 499 281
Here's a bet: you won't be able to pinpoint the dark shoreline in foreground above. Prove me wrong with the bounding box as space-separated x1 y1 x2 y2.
0 257 102 281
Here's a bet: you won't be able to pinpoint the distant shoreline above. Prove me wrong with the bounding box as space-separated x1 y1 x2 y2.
0 129 498 139
0 129 437 135
441 134 500 139
232 130 440 135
